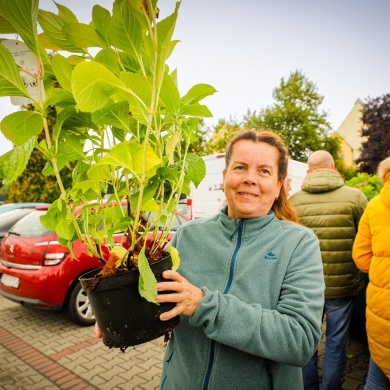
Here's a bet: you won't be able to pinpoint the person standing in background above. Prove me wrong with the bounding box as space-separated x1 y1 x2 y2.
352 157 390 390
289 150 368 390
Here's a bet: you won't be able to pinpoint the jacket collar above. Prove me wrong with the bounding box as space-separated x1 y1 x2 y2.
218 206 275 239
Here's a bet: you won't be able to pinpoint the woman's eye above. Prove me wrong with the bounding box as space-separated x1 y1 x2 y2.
259 168 270 174
234 165 245 170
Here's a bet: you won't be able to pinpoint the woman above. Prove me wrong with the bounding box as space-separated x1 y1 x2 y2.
155 130 325 389
352 157 390 390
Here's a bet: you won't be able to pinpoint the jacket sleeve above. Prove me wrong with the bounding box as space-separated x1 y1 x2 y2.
352 210 372 273
189 231 325 366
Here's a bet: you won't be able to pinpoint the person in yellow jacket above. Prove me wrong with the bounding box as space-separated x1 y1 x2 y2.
352 156 390 389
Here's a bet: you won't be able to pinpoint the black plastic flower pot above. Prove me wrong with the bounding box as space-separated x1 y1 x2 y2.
79 253 179 351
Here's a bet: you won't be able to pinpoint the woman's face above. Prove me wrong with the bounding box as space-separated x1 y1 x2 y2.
223 140 283 219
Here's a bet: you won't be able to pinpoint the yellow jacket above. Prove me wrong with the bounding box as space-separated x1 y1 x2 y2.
352 177 390 379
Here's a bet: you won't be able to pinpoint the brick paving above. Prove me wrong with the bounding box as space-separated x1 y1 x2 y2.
0 296 369 389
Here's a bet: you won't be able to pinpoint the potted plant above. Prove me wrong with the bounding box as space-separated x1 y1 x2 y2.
0 0 215 350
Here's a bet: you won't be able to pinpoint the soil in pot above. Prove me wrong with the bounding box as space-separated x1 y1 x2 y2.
79 253 179 351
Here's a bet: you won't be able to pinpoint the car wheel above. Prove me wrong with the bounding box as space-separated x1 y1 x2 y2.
65 282 95 326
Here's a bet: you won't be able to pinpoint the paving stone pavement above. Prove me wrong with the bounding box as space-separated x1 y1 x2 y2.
0 296 369 389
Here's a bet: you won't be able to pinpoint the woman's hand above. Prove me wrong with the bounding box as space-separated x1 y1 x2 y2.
156 270 204 321
94 321 102 339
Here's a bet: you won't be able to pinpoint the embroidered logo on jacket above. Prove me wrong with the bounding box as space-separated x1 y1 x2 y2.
264 251 278 261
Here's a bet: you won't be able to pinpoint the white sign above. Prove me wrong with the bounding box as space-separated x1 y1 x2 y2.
1 39 45 106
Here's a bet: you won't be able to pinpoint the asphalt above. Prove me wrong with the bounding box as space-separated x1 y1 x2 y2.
0 296 370 389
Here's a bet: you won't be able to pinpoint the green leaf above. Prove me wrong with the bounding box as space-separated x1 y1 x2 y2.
40 199 67 231
181 83 217 105
51 54 73 92
72 179 103 195
108 0 143 60
91 101 130 132
186 153 206 187
38 9 84 53
167 246 180 271
1 111 42 145
0 0 40 57
56 219 76 241
56 134 85 165
160 71 180 115
180 103 213 118
63 23 108 49
54 3 79 24
130 179 160 209
95 48 122 76
0 15 16 34
92 5 112 47
0 43 30 98
165 130 181 165
86 164 113 182
44 88 75 108
138 247 158 304
156 3 179 64
140 199 160 212
94 141 134 171
71 61 126 112
118 71 152 123
0 138 35 184
133 143 162 177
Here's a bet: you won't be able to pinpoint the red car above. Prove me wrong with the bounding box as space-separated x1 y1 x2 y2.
0 205 189 326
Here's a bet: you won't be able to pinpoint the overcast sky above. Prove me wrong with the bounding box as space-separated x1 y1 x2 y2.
1 0 389 156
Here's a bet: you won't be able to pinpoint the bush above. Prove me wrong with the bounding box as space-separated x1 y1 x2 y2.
345 173 382 201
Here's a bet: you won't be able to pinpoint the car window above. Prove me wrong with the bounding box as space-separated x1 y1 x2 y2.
0 209 35 232
8 210 55 238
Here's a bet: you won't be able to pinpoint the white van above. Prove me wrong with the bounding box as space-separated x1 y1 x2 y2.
187 153 307 219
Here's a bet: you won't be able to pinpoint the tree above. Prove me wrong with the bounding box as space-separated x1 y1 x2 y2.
205 118 242 154
355 93 390 174
243 70 341 164
6 106 73 203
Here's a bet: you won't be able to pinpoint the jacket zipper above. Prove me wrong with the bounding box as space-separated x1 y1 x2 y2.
203 219 244 389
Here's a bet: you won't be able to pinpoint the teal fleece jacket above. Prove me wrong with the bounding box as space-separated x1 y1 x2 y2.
161 208 325 390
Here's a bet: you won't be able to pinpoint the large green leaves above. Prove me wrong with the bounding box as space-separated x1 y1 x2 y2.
108 0 143 60
38 5 84 53
62 23 108 49
1 111 42 145
0 138 35 183
0 0 40 57
71 62 126 112
138 247 158 303
0 0 215 299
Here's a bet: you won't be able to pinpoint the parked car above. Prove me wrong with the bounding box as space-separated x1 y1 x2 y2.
0 202 49 215
0 208 38 244
0 204 189 326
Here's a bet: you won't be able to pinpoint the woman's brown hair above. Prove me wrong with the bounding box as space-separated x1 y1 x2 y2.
225 129 299 223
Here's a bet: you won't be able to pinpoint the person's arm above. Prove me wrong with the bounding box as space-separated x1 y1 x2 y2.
352 211 372 273
157 231 325 366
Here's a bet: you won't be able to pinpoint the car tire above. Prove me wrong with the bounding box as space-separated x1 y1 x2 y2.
65 282 95 326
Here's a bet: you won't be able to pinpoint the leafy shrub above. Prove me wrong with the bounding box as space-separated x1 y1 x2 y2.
345 173 382 200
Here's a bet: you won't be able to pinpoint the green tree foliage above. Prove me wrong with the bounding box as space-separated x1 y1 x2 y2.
6 105 73 203
185 118 211 156
345 172 382 201
205 118 242 154
355 93 390 174
242 70 341 164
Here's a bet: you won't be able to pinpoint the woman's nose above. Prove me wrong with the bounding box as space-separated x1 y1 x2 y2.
243 168 257 184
